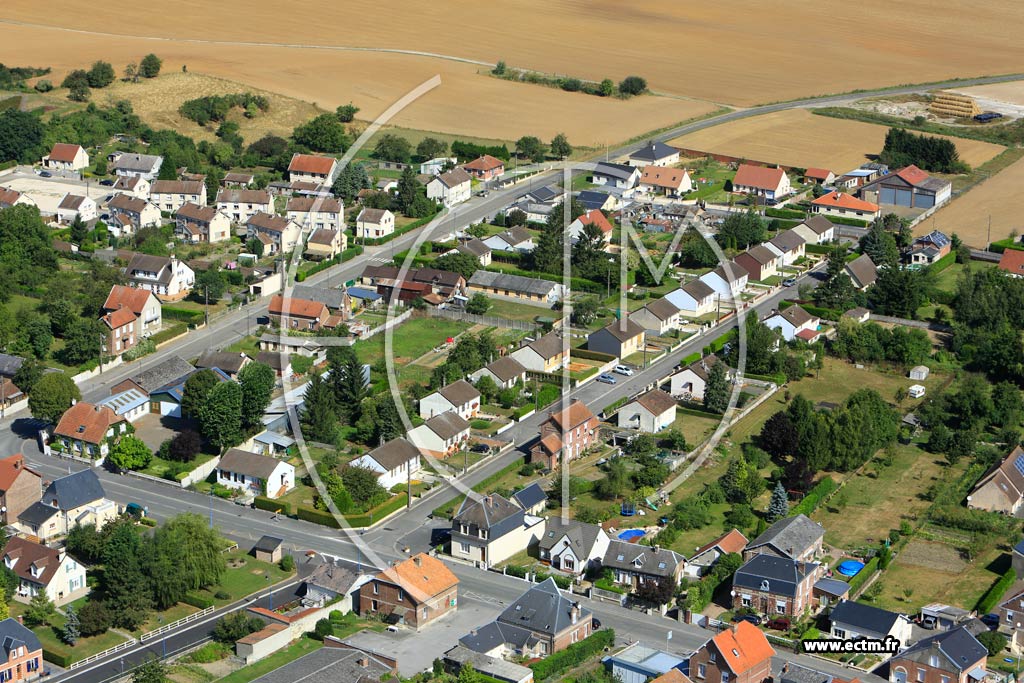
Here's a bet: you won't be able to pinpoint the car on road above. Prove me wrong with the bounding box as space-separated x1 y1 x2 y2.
38 170 52 178
782 278 797 287
596 373 617 385
613 364 634 376
731 613 762 626
124 502 148 518
470 444 490 454
99 179 114 186
592 617 602 630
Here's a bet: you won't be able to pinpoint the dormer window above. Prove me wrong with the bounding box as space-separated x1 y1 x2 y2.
2 556 11 569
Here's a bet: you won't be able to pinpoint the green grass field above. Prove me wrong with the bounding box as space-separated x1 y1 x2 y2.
351 317 472 365
484 297 559 322
870 541 1006 612
9 603 130 664
931 261 995 294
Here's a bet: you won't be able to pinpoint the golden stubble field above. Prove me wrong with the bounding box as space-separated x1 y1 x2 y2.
3 0 1024 107
921 153 1024 247
0 24 717 146
669 109 1006 172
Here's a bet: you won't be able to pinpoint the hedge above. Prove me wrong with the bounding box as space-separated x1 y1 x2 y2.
602 396 629 416
989 238 1024 254
779 300 841 321
530 629 615 681
790 477 837 517
360 212 440 246
42 650 72 668
977 568 1016 614
847 556 879 595
491 249 523 264
254 496 291 515
806 244 836 255
570 348 617 362
296 245 365 281
678 351 701 366
297 505 341 528
163 306 206 324
513 405 536 420
929 252 956 274
505 564 528 578
344 494 407 528
183 592 216 609
151 323 187 345
826 215 870 227
765 207 807 220
745 371 787 385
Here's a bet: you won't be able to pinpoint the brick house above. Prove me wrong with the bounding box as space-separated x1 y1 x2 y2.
100 305 139 357
0 455 41 527
0 618 43 682
267 295 329 331
743 514 825 563
530 399 599 469
462 154 505 180
359 553 459 630
889 626 987 683
689 621 775 683
731 554 820 617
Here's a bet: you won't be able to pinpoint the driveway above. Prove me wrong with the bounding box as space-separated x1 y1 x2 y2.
131 414 197 452
341 591 504 676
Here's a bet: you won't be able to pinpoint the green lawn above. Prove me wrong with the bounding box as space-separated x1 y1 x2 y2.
9 603 130 664
351 317 472 365
187 551 293 607
869 542 1006 612
139 452 215 481
484 297 559 322
225 335 262 357
669 411 723 450
131 602 200 636
931 260 995 294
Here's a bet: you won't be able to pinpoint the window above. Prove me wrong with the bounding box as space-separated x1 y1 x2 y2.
697 664 706 679
775 600 787 613
26 659 38 673
917 670 926 682
722 673 730 683
0 670 10 682
398 589 404 602
373 583 379 595
741 596 751 607
941 677 950 683
833 628 846 639
929 656 939 668
459 542 470 554
571 630 578 643
371 599 378 611
709 652 716 663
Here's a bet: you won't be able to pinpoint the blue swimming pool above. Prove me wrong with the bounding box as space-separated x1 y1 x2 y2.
837 560 865 577
618 529 646 541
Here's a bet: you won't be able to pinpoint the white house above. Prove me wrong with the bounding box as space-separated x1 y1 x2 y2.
592 162 640 190
217 449 295 500
617 389 677 433
4 536 88 606
216 189 274 224
56 194 97 224
246 212 302 254
286 196 343 232
175 202 232 243
629 298 681 336
98 388 150 424
765 229 807 267
792 215 836 246
456 238 492 266
124 254 195 301
420 157 457 175
666 279 716 319
0 187 36 210
149 180 206 213
110 152 163 181
349 438 422 490
537 519 611 575
287 153 339 186
732 164 793 201
699 262 749 301
407 412 471 458
483 226 535 253
510 331 568 373
668 354 730 401
469 356 527 390
43 143 89 172
829 599 914 649
638 166 692 197
419 380 481 420
811 191 881 220
426 168 472 207
355 208 395 240
764 305 820 343
628 141 680 168
567 210 613 246
108 194 161 230
113 175 150 198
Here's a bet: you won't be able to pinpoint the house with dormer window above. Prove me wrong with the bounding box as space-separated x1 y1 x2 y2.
4 536 87 606
0 617 44 682
600 540 685 588
690 621 775 683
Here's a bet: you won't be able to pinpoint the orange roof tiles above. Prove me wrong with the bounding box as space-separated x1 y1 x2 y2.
103 285 154 316
640 165 690 189
811 192 879 212
0 454 37 492
894 164 930 186
101 307 137 330
804 167 833 180
549 399 596 431
377 553 458 604
733 164 786 191
711 621 776 674
288 153 337 175
48 143 84 163
998 249 1024 276
463 154 504 172
54 402 123 445
268 295 328 320
576 209 613 234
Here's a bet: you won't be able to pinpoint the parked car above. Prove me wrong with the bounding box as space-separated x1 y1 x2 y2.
596 373 617 385
981 613 1000 630
731 613 762 626
470 444 490 454
782 278 797 287
39 170 52 178
613 364 634 376
768 617 791 631
124 502 148 518
592 617 602 630
99 179 114 186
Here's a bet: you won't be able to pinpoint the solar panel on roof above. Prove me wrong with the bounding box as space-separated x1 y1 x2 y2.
1014 455 1024 477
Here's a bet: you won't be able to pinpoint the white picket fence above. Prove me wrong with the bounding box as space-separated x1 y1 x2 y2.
140 605 215 642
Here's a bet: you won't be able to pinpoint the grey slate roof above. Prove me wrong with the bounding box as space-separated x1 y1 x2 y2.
781 663 835 683
250 647 390 683
422 411 471 441
630 141 678 163
511 482 546 511
127 253 175 286
539 518 604 558
747 513 824 559
482 356 526 383
602 540 684 578
682 278 715 301
304 562 361 595
813 577 850 597
845 254 878 288
128 356 196 394
577 190 611 211
219 449 282 480
291 285 350 310
899 626 988 673
829 599 903 637
0 353 24 378
443 645 535 683
526 185 562 203
436 379 481 407
1015 539 1024 555
593 162 638 182
42 468 105 511
0 617 42 656
365 438 421 472
113 153 162 174
769 229 806 253
18 501 58 527
455 493 522 531
458 238 491 258
468 270 557 297
497 578 590 636
732 554 815 598
254 535 283 553
594 317 645 343
460 619 538 653
195 351 250 374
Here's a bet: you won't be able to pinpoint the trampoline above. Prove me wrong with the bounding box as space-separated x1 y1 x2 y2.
837 560 865 577
618 529 646 541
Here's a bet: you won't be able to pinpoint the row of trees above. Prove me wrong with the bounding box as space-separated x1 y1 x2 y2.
491 62 646 99
180 362 276 450
59 55 161 102
880 127 967 174
829 317 932 366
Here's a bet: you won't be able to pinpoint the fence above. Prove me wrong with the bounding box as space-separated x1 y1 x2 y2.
67 637 138 670
124 455 222 489
362 308 413 339
72 356 124 383
589 586 627 606
426 307 537 330
139 605 215 642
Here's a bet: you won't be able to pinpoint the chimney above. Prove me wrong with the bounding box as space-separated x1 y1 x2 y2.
413 556 422 568
570 603 580 625
484 495 492 507
358 657 369 668
653 546 660 554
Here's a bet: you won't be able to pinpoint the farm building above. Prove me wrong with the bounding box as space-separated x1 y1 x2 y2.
859 165 951 210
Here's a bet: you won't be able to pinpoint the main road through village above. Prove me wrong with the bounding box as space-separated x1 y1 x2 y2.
4 71 1022 682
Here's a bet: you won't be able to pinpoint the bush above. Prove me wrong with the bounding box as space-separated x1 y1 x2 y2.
530 629 615 681
279 554 295 572
253 496 291 515
505 565 528 578
163 307 206 324
42 650 72 668
790 477 837 517
297 505 341 528
183 593 215 609
977 568 1016 614
314 618 333 640
847 556 880 595
214 590 230 600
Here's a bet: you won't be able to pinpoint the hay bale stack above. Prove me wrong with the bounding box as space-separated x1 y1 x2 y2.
930 92 981 118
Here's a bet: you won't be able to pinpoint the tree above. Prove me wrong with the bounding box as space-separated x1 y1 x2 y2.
167 430 201 462
759 411 799 459
335 103 359 122
373 134 412 163
13 358 43 395
78 599 113 636
717 208 766 249
212 611 264 643
239 361 276 432
977 631 1008 657
433 252 481 279
301 373 339 442
416 137 447 160
458 662 483 683
341 465 388 509
198 382 243 450
326 346 367 424
571 296 600 326
0 110 45 163
132 657 168 683
108 435 152 471
124 62 138 83
598 78 615 96
181 369 219 419
28 371 81 424
139 54 163 79
87 61 115 88
515 136 546 163
634 576 674 606
550 133 572 159
869 268 929 318
24 591 55 627
767 481 789 521
151 514 226 605
103 520 152 629
703 361 730 414
465 293 491 315
594 458 629 500
991 381 1023 429
60 318 104 366
194 268 228 302
293 113 349 153
394 165 421 215
61 605 80 646
331 162 371 201
246 237 265 258
493 60 507 76
618 76 648 96
860 220 900 269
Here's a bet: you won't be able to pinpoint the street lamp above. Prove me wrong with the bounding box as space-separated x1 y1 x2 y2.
266 573 272 611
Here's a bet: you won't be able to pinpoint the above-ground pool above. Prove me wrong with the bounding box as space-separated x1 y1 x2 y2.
837 560 865 577
618 529 646 541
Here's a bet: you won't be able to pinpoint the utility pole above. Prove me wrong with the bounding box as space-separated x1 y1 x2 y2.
98 333 104 374
406 456 412 509
204 285 210 327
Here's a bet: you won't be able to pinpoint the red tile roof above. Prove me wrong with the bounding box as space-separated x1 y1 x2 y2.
576 209 613 234
463 154 504 172
0 188 22 206
804 167 833 180
288 153 337 175
695 528 749 556
549 399 596 431
733 164 786 191
54 402 123 444
377 553 458 604
640 165 690 189
998 248 1024 276
103 285 154 316
101 307 137 330
268 295 328 320
894 164 930 186
711 621 776 674
48 143 84 163
811 191 879 212
0 454 37 493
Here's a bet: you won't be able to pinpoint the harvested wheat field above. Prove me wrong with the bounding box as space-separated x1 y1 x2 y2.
3 1 1024 106
669 110 1005 171
920 153 1024 247
0 24 716 146
954 81 1024 107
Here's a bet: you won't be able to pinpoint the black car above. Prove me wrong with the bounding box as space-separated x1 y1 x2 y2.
99 179 114 186
981 613 1000 630
731 613 762 626
592 617 602 630
470 444 490 454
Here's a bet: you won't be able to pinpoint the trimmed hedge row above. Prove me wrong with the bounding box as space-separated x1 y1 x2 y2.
530 629 615 682
483 263 604 294
929 252 956 274
847 555 879 595
744 371 787 385
805 244 836 255
570 348 617 362
163 306 205 324
678 351 701 366
151 323 187 345
765 207 807 220
254 496 291 515
183 592 215 609
297 505 341 528
344 494 407 528
977 568 1016 614
296 245 365 282
826 215 870 227
42 650 72 668
989 238 1024 254
360 212 440 246
790 476 837 517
